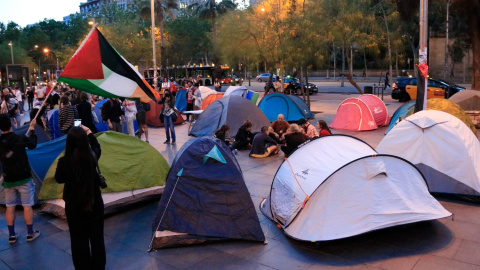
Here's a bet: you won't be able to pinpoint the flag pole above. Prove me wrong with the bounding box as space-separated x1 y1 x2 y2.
415 0 428 113
26 88 54 135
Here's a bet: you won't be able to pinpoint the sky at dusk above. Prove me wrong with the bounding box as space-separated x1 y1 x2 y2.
0 0 82 27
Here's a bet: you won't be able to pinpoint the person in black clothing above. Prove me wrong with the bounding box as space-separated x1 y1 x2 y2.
55 126 106 270
384 71 391 90
0 115 40 244
76 92 98 133
26 87 35 110
281 124 308 157
250 126 279 158
158 93 176 144
232 120 254 150
215 125 231 146
102 98 124 132
46 86 61 109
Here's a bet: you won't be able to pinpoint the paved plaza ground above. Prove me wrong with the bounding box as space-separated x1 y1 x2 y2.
0 79 479 269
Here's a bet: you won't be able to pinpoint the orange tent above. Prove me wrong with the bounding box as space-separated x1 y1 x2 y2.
201 93 224 110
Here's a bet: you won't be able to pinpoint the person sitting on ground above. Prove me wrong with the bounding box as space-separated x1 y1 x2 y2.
215 125 232 146
317 120 332 137
298 118 318 139
268 126 282 144
250 126 279 158
59 96 79 135
270 114 290 137
232 120 254 150
281 124 308 157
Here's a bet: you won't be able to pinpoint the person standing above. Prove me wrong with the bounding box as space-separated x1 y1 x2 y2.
103 98 124 132
26 87 34 110
76 92 98 133
159 93 176 144
161 76 171 94
54 126 106 270
0 115 40 244
186 81 194 121
14 87 23 114
59 96 79 135
123 99 137 137
135 100 149 143
214 78 222 92
384 71 390 90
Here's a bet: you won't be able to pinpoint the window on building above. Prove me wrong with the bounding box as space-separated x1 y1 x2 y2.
180 2 188 8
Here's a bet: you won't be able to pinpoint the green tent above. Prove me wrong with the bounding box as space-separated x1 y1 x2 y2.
38 132 169 216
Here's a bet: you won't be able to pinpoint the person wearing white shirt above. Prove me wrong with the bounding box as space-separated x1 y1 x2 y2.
123 99 137 136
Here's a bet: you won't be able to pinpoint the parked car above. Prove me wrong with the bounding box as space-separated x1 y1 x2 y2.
221 75 240 84
283 78 318 95
391 77 465 102
256 73 276 82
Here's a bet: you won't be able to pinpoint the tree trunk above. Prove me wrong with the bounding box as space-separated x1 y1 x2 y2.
157 8 166 72
469 8 480 90
305 67 310 108
382 5 393 86
363 48 368 78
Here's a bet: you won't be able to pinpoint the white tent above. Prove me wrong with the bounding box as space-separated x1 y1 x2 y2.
198 86 218 100
224 86 248 97
377 110 480 196
261 135 451 241
264 135 377 226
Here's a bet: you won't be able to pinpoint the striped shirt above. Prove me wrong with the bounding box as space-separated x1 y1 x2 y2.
59 105 78 132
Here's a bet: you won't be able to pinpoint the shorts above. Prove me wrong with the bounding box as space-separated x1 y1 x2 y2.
136 111 146 125
4 180 35 207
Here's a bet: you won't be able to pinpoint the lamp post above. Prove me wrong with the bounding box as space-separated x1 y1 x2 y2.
44 48 60 71
8 41 14 64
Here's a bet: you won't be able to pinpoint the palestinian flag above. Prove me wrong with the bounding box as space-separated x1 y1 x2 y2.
58 27 159 102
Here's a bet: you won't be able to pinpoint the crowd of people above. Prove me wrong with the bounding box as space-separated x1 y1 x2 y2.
214 114 331 159
1 80 330 270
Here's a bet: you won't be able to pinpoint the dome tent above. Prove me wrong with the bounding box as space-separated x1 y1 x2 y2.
33 132 170 217
258 93 314 122
377 110 480 197
330 94 390 131
189 95 270 138
261 135 451 241
150 136 265 249
224 86 248 97
448 89 480 111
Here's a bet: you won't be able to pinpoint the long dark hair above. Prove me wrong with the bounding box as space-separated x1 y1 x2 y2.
64 127 96 211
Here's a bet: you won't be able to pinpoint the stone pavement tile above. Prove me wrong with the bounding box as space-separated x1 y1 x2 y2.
452 239 480 266
439 199 480 225
42 230 72 254
0 231 11 252
0 241 74 270
185 249 275 270
249 240 355 270
260 219 286 241
412 255 480 270
365 254 421 270
337 239 417 265
0 260 10 270
244 181 273 199
244 161 283 177
209 238 282 260
437 218 480 243
308 263 380 270
116 224 154 253
149 244 221 269
105 240 176 270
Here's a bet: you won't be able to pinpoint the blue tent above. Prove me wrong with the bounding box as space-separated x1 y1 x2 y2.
175 88 187 112
14 124 51 144
258 93 314 122
386 100 416 134
189 95 270 138
151 136 265 249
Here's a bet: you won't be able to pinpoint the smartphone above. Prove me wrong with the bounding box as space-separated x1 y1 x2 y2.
74 119 82 127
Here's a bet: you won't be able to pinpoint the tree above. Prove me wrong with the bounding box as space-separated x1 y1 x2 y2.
190 0 236 40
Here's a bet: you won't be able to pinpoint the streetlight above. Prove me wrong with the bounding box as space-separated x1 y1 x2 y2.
8 41 14 64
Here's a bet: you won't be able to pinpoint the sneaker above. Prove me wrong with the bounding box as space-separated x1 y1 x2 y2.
27 231 41 242
9 233 18 244
163 140 170 144
233 149 238 155
145 141 149 144
171 141 176 145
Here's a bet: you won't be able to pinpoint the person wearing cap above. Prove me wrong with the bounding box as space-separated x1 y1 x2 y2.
298 118 318 139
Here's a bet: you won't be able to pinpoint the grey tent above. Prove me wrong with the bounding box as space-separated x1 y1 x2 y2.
189 95 270 138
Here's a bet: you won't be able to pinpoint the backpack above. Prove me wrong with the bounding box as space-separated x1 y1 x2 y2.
101 99 113 122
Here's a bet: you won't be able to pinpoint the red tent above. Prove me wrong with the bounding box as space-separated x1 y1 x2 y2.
330 94 390 131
